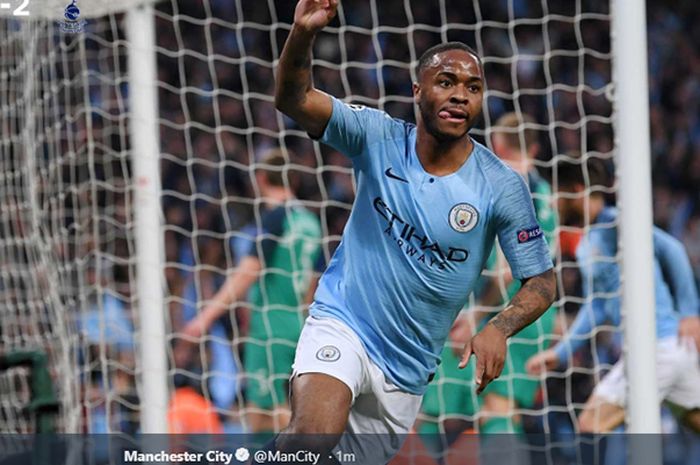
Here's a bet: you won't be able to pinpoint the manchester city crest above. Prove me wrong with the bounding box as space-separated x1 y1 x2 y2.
449 203 478 233
315 345 341 362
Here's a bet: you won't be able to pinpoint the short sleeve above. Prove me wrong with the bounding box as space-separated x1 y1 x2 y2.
494 172 553 280
653 227 700 317
245 207 286 264
318 96 395 158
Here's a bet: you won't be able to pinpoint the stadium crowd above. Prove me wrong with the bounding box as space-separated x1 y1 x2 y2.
154 0 700 283
81 0 700 461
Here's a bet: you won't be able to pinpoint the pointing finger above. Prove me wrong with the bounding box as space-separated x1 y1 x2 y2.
475 354 486 386
476 368 491 395
459 341 473 369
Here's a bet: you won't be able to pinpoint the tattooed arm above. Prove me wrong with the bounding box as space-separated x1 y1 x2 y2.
275 0 337 137
490 269 556 337
460 268 556 394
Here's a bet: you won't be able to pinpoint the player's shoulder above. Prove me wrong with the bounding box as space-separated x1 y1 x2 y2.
470 140 524 195
332 97 410 137
528 169 552 194
596 206 618 224
579 207 618 260
473 141 520 179
652 224 685 255
261 204 286 222
288 202 322 233
590 207 618 244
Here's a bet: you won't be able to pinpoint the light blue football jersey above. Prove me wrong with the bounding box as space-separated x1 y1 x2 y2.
554 207 700 365
309 97 553 394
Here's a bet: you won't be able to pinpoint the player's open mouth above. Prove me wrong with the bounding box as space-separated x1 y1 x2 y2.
438 108 468 124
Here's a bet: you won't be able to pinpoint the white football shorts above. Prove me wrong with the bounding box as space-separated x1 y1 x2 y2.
291 315 423 464
594 336 700 410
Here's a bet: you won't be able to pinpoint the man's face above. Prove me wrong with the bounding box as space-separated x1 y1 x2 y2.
413 49 484 141
492 133 528 175
255 171 270 196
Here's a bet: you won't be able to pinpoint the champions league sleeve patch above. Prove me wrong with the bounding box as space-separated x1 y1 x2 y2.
517 226 543 244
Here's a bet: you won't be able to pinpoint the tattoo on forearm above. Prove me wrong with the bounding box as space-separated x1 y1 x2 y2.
489 270 555 338
512 270 556 309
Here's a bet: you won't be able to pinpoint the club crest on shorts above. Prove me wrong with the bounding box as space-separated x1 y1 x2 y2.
449 203 478 233
316 345 341 362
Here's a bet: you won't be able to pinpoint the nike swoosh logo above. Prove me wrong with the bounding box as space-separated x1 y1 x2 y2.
385 167 409 183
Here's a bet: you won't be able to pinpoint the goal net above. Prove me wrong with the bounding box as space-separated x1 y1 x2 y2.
0 0 159 434
1 0 628 453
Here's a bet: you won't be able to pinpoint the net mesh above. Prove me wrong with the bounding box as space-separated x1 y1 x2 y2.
0 13 138 433
0 0 620 453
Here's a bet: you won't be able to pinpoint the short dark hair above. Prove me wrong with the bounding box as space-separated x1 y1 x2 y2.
256 148 290 187
556 156 610 192
416 42 481 78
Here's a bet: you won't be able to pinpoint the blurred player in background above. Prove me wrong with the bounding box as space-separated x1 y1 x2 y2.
527 158 700 433
269 0 556 462
421 113 558 444
176 149 321 433
468 112 559 432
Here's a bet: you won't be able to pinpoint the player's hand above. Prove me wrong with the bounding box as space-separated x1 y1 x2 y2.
449 316 474 357
181 314 209 340
294 0 338 33
525 349 559 375
678 316 700 352
172 316 208 368
459 323 506 395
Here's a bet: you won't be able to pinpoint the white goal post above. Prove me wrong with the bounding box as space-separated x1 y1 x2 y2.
612 0 661 438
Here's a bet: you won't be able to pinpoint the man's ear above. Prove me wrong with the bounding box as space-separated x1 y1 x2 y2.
255 171 267 189
527 143 540 160
412 82 420 99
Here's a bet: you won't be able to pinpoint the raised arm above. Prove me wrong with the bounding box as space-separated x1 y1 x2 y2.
275 0 337 137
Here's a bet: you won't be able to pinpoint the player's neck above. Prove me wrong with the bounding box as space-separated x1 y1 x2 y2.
588 195 605 222
263 187 293 206
415 129 474 176
511 153 532 177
